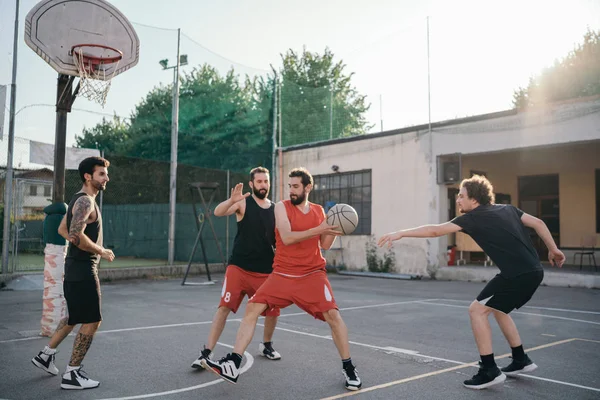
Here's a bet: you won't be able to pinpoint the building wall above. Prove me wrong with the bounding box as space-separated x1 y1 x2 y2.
280 130 435 275
457 141 600 247
282 99 600 276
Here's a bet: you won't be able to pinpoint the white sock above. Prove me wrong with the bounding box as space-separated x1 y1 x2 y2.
43 345 57 355
66 365 80 373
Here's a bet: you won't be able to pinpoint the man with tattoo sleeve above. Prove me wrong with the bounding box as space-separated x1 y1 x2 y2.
32 157 114 390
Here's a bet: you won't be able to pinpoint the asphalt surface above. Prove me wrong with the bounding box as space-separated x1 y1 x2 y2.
1 273 599 400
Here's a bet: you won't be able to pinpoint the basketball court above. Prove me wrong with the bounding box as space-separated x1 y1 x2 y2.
1 274 599 400
2 1 598 399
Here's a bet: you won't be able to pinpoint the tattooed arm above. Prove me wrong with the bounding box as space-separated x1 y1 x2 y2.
68 196 115 261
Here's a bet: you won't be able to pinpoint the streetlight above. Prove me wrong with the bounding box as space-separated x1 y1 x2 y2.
160 28 188 266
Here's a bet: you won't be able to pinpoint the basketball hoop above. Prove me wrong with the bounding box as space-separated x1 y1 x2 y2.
71 44 123 106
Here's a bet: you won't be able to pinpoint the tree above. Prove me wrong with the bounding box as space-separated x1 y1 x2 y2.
279 47 372 147
513 29 600 108
76 47 372 166
75 64 273 172
76 115 130 154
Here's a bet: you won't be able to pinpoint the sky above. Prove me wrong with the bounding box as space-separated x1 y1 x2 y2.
1 0 599 152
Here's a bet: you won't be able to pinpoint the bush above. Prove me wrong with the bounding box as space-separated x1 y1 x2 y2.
365 235 395 273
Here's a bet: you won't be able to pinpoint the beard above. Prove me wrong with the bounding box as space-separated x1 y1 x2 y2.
253 186 269 200
290 191 306 205
91 180 106 191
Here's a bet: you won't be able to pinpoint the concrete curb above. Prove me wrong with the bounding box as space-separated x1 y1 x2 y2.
435 266 600 289
0 263 227 287
337 270 421 280
97 263 226 282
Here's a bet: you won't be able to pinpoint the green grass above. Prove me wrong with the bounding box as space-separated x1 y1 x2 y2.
9 253 169 272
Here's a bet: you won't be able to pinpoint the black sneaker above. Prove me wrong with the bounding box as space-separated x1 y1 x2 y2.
202 353 240 384
191 347 213 369
259 342 281 360
32 347 59 376
501 355 538 377
342 364 362 391
463 363 506 390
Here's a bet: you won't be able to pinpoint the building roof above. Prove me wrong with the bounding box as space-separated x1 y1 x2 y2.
282 95 600 152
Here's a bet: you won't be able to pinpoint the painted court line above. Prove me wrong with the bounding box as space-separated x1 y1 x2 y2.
416 301 600 326
318 338 597 399
0 298 438 344
97 342 254 400
258 322 467 366
436 299 600 315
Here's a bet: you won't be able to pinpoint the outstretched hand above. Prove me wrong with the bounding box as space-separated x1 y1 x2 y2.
377 231 402 249
230 183 251 203
548 248 565 268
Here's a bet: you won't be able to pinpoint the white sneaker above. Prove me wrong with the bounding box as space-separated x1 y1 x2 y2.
259 342 282 360
32 347 59 376
60 366 100 390
342 365 362 391
191 347 213 369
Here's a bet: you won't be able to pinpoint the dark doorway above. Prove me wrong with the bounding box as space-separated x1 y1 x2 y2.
518 175 560 261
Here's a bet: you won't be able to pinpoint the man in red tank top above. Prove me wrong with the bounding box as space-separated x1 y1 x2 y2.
203 168 362 391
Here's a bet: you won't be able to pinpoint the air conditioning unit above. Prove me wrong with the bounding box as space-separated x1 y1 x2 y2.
437 154 462 184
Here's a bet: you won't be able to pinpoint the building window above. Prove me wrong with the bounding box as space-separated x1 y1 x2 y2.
311 170 371 235
29 185 38 196
44 185 51 197
596 169 600 234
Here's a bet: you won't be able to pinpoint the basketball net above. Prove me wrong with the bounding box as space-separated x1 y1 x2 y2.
72 48 121 107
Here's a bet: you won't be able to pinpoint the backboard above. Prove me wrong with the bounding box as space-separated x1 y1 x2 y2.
24 0 140 80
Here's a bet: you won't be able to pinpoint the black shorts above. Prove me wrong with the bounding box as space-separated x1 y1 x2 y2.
476 270 544 314
64 279 102 325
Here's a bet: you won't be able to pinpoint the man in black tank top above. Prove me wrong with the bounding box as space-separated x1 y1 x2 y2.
32 157 114 390
378 175 565 390
191 167 282 369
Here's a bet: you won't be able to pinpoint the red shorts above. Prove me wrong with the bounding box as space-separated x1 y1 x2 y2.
219 265 280 317
248 270 338 321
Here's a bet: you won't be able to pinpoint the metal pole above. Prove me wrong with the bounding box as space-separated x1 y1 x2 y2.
427 16 432 146
271 73 278 200
99 150 104 212
380 94 383 132
329 88 333 139
278 80 283 201
1 0 20 275
53 75 69 204
167 28 181 265
226 169 230 259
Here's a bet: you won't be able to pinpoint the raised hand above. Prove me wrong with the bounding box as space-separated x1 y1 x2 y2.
230 183 250 203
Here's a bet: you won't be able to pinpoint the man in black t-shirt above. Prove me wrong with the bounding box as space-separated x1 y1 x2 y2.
378 175 565 390
190 167 282 371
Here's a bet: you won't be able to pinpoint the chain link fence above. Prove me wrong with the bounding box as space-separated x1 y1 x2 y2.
1 146 251 273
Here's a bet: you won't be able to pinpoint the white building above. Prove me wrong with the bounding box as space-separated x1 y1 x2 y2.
275 96 600 278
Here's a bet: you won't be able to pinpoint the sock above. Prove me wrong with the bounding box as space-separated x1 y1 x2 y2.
480 354 496 368
342 358 353 369
511 345 525 360
202 346 212 356
43 345 57 355
231 353 243 368
262 341 272 348
66 365 80 373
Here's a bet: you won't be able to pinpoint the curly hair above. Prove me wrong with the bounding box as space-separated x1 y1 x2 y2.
460 175 495 205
